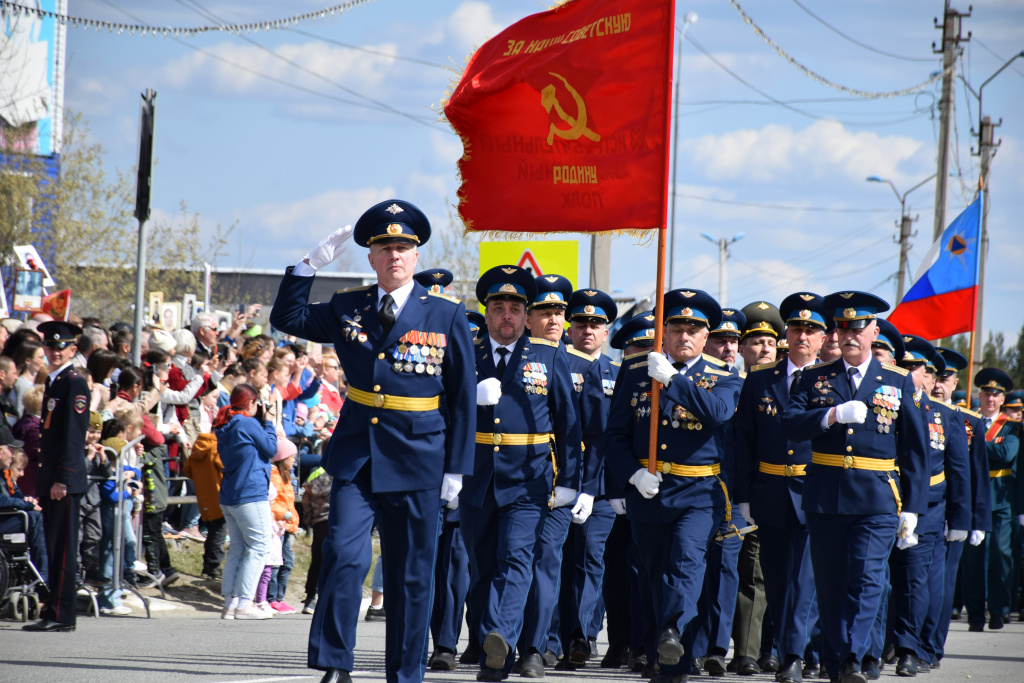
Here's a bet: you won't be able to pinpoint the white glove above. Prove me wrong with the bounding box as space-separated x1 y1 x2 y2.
609 498 627 515
946 529 969 543
629 468 663 499
571 493 594 524
969 530 986 546
440 473 463 509
552 486 577 508
896 511 919 549
477 378 502 405
739 502 755 526
304 224 354 270
834 400 868 424
646 351 678 386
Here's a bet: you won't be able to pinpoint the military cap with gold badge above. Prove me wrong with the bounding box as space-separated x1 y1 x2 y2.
530 274 573 310
610 310 656 350
466 311 486 339
821 291 889 329
779 292 828 332
353 198 431 247
414 268 454 294
476 265 537 305
739 300 784 340
664 288 723 330
872 318 906 361
974 367 1013 395
1002 390 1024 410
935 347 967 380
710 308 745 338
567 289 618 324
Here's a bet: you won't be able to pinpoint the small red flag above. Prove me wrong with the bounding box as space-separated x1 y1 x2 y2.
444 0 673 234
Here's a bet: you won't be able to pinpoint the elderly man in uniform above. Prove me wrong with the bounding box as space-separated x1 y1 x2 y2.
269 200 476 683
23 321 90 633
734 293 829 683
606 289 743 683
784 292 928 683
462 265 581 682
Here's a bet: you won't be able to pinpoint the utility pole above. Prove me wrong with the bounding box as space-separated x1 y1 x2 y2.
700 232 744 305
972 116 998 363
895 213 915 303
932 2 970 240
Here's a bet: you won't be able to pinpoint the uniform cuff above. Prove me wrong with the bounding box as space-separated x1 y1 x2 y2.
293 261 317 277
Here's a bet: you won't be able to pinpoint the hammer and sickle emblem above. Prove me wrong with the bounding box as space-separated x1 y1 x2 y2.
540 73 600 146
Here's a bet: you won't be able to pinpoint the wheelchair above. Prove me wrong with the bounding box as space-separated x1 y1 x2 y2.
0 509 47 622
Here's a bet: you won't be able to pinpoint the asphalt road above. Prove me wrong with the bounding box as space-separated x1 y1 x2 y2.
2 600 1023 683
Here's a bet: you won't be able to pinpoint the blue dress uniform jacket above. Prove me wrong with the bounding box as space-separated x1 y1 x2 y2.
570 348 612 496
783 358 929 516
269 271 476 489
928 400 972 533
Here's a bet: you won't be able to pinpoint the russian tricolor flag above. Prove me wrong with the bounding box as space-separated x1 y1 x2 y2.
887 196 982 340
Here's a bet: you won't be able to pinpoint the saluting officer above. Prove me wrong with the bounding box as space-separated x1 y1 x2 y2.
462 265 581 682
269 200 476 683
733 293 829 683
23 321 90 633
783 292 928 683
605 289 743 683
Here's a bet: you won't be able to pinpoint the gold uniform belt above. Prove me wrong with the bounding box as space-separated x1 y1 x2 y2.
930 471 946 486
637 459 721 477
475 432 552 446
759 462 807 477
990 468 1012 478
811 452 896 471
347 386 440 411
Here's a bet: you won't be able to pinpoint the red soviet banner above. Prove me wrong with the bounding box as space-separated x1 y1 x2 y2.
444 0 674 234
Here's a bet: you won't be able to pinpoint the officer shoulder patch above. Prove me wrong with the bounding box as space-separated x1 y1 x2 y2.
702 366 732 377
631 361 649 369
805 360 832 370
336 285 373 294
751 359 783 372
427 291 461 304
622 351 650 362
739 371 748 379
528 337 559 347
959 406 982 419
882 362 910 377
610 360 621 368
567 347 595 362
702 353 727 367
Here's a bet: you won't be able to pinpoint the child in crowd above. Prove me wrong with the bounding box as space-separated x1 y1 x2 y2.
252 474 283 618
268 438 299 613
81 412 107 584
97 416 142 615
11 384 42 498
301 454 332 615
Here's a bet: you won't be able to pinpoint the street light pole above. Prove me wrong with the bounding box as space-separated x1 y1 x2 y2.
700 232 744 304
866 174 936 303
668 12 698 290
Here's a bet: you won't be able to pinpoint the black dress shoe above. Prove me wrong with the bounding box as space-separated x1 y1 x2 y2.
930 658 940 670
22 619 74 632
320 669 351 683
477 667 508 682
462 644 482 664
600 643 629 668
860 657 880 681
895 653 917 677
881 643 897 665
726 658 737 673
949 608 961 621
430 649 457 671
640 663 658 679
629 648 648 672
914 658 930 673
569 636 591 665
483 632 511 670
554 656 578 671
734 656 761 676
704 653 727 677
758 654 781 673
777 656 803 683
651 674 688 683
989 615 1005 630
657 627 685 666
802 663 820 679
690 658 703 676
839 658 866 683
365 605 386 622
968 622 984 632
541 650 558 668
520 652 545 678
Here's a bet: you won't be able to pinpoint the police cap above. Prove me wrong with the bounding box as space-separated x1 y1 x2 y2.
38 320 83 349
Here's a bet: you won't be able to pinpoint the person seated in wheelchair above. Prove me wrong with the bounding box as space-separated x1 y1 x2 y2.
0 427 48 585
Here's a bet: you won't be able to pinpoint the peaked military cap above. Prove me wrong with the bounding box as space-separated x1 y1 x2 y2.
974 367 1012 394
664 289 722 331
530 274 573 310
567 288 617 324
739 300 784 340
823 291 889 329
1003 390 1024 409
38 320 83 349
873 318 906 361
466 310 485 336
353 199 431 247
899 334 937 367
780 292 827 331
610 310 656 350
476 265 537 305
951 389 968 406
710 308 745 337
414 268 453 293
935 347 967 377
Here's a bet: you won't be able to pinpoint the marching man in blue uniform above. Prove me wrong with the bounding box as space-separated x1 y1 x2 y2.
734 292 829 683
605 289 743 683
461 265 581 682
783 292 928 683
269 199 476 683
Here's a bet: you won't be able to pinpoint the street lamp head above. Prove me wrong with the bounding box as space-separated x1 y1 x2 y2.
734 232 746 242
866 176 885 183
683 12 699 25
700 232 715 243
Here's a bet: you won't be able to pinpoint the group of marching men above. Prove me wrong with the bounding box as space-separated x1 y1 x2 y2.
269 199 1020 683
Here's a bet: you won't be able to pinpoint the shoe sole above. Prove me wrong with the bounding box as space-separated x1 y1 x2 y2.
657 639 684 666
483 632 510 670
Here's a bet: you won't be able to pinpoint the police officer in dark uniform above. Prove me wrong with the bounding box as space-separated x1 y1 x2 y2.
269 200 476 683
24 321 90 633
784 292 928 683
605 288 743 683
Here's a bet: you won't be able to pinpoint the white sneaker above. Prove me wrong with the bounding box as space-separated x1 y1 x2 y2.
256 601 276 617
233 604 272 620
221 606 235 620
100 605 133 616
134 560 148 572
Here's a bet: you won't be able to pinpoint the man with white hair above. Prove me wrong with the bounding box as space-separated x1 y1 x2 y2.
191 312 219 358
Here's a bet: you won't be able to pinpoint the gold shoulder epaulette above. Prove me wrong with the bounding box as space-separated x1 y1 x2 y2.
567 347 595 362
631 361 649 369
336 285 373 294
427 291 461 304
959 406 982 419
622 350 651 362
882 362 910 377
529 336 559 347
751 359 784 372
806 360 832 370
702 353 726 367
703 365 732 377
611 360 621 367
739 371 748 379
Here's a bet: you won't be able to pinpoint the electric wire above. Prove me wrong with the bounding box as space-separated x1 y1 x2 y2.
672 191 896 214
789 0 937 63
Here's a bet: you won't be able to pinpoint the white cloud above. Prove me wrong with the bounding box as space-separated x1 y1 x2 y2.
248 186 396 242
445 2 504 49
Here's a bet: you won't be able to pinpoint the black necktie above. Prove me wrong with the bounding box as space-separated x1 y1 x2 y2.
790 369 802 397
848 367 858 390
378 293 396 337
496 347 508 378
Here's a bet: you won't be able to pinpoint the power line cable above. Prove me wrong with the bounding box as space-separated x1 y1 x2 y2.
973 38 1024 80
284 27 448 69
672 190 898 214
789 0 937 63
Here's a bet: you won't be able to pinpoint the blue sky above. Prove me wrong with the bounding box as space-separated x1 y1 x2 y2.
64 0 1024 341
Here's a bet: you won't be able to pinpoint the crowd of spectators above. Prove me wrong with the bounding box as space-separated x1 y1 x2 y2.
0 306 347 617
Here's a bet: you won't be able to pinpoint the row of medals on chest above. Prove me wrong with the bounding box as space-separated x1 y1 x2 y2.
630 385 703 430
523 364 549 395
391 336 446 376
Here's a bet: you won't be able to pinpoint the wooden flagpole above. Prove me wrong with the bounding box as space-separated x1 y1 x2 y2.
648 0 677 475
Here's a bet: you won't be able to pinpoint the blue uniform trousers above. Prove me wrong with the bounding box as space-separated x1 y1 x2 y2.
887 500 944 657
918 533 948 663
462 486 547 671
601 513 634 655
759 518 816 659
631 505 722 676
521 506 572 655
962 506 1014 624
430 518 469 653
686 502 741 658
806 511 897 680
571 499 617 640
803 602 821 667
868 563 890 661
933 538 965 661
307 466 442 683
